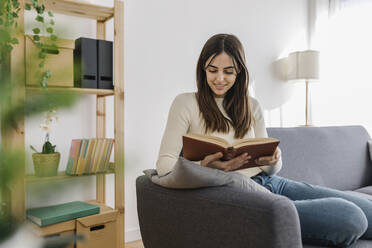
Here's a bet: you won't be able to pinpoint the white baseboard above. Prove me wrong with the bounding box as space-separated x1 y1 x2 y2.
125 227 142 243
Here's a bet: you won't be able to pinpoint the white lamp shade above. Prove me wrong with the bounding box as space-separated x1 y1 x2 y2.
287 50 320 81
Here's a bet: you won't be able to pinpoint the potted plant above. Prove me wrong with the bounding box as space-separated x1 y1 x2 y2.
30 110 60 177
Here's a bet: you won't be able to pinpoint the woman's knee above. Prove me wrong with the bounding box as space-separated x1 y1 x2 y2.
298 197 368 247
331 198 368 237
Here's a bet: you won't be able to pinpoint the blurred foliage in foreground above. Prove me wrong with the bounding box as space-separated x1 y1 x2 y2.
0 66 79 244
1 1 80 246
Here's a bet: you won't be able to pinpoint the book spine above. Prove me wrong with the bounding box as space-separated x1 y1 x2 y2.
88 139 98 174
223 147 237 161
76 139 87 175
81 139 90 174
97 139 107 172
65 140 77 175
103 139 114 172
71 140 82 175
98 139 108 172
100 139 110 172
83 139 93 174
92 139 103 173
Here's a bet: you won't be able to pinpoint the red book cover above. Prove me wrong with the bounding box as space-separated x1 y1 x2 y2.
182 134 279 170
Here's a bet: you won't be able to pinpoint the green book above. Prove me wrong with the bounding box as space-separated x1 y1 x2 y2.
26 201 100 227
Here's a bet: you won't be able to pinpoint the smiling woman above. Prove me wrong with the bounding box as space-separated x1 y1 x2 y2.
156 33 279 177
195 34 253 139
204 52 237 98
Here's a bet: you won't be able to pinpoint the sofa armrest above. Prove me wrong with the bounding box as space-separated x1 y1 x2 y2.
136 175 302 248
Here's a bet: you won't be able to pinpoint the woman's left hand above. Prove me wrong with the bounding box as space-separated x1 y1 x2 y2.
255 147 281 166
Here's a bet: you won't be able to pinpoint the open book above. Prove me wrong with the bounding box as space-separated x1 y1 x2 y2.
182 133 280 170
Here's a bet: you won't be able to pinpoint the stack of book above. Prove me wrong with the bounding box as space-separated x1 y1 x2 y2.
66 138 114 175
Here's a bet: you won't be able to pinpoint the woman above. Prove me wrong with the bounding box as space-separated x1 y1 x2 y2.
156 33 372 247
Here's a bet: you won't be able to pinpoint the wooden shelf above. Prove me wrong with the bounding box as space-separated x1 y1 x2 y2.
26 167 115 183
24 0 114 21
26 85 115 96
8 1 125 246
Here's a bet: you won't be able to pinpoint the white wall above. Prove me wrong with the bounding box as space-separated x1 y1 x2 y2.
310 1 372 134
24 0 309 242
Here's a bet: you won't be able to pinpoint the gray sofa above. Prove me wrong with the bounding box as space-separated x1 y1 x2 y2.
136 126 372 248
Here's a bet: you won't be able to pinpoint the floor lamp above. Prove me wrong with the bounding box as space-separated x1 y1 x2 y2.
287 50 320 126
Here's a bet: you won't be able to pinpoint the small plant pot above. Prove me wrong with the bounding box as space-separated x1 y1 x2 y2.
32 152 60 177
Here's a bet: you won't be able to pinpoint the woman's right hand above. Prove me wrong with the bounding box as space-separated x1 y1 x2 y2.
200 152 251 171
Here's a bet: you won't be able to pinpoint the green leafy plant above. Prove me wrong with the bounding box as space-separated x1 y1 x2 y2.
1 0 58 88
23 0 60 154
0 0 21 64
25 0 58 87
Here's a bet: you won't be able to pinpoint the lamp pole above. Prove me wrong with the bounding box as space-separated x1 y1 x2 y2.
305 80 309 126
287 50 319 126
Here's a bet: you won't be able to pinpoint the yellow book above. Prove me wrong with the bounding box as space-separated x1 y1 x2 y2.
92 139 103 173
100 139 111 172
76 139 87 175
71 140 82 174
83 139 95 174
103 139 114 172
96 139 108 173
78 139 89 175
86 139 97 174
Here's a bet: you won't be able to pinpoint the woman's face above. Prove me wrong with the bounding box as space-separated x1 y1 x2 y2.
205 52 237 98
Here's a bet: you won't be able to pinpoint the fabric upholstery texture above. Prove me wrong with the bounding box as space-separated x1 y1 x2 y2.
136 175 302 248
345 190 372 201
268 126 372 190
356 186 372 196
144 157 269 193
137 125 372 248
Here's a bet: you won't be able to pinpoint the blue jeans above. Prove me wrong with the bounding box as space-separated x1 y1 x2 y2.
252 173 372 248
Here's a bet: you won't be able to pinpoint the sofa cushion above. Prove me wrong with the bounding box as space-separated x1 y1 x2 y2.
355 186 372 196
267 126 372 191
345 190 372 201
143 157 269 193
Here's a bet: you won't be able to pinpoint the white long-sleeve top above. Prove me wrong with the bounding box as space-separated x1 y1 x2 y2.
156 92 282 177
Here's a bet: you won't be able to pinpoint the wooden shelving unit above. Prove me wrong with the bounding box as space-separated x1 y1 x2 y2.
26 85 115 96
25 163 116 183
25 170 116 183
4 0 125 247
24 0 114 21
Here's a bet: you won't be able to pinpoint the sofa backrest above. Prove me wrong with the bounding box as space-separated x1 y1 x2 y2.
267 126 372 190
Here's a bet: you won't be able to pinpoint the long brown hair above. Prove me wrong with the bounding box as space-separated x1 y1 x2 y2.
196 34 253 139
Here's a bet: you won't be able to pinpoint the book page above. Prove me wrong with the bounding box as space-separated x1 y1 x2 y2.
232 137 279 148
184 133 230 148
